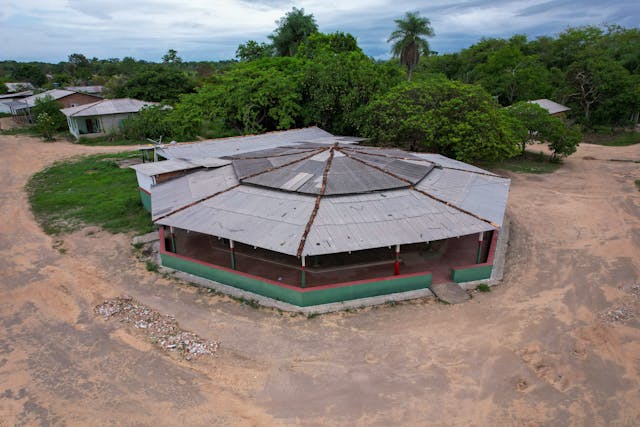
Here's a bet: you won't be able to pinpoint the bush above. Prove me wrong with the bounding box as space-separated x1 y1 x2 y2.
35 112 57 141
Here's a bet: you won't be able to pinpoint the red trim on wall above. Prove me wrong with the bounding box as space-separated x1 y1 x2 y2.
452 230 499 271
139 187 151 195
158 227 432 293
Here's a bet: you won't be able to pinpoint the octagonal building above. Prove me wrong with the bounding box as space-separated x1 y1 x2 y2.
132 127 510 307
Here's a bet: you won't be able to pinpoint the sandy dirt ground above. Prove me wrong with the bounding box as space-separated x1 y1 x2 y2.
0 130 639 426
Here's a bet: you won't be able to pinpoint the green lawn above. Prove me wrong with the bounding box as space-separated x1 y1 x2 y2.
26 151 153 235
483 151 562 174
76 135 147 146
583 130 640 146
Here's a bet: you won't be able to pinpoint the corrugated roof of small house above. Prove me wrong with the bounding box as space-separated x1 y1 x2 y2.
528 99 570 115
61 98 157 117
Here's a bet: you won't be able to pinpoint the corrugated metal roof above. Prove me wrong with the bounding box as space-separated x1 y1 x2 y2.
61 98 156 117
416 168 510 226
152 166 238 219
149 129 510 257
156 127 335 160
156 185 315 255
131 159 200 176
304 190 494 256
528 99 571 115
64 85 104 94
22 89 77 107
0 90 32 100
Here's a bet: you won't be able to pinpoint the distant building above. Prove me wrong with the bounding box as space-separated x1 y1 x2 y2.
131 127 511 307
61 98 157 139
11 89 102 122
0 90 33 114
4 82 35 93
64 85 104 96
528 99 571 116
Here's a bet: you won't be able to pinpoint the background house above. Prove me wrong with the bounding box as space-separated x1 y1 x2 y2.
528 99 571 117
61 98 157 139
11 89 102 122
0 90 33 114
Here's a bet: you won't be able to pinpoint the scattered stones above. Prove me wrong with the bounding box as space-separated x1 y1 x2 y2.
620 283 640 298
599 306 635 324
95 296 219 361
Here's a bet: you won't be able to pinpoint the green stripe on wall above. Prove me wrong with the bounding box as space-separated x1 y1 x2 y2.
139 189 151 212
451 265 493 283
161 252 432 307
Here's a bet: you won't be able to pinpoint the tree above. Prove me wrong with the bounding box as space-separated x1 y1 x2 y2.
67 53 92 81
300 51 402 134
162 49 183 64
120 105 174 140
235 41 274 61
296 32 362 58
12 63 46 86
505 101 581 159
31 95 67 132
176 57 305 135
35 112 57 141
388 12 434 81
108 67 196 103
363 78 519 162
269 7 318 57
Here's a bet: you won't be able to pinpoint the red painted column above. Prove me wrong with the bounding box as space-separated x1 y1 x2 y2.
301 256 306 288
394 244 401 275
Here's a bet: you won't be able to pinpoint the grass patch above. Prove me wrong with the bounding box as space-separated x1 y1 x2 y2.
476 283 491 292
583 130 640 146
635 179 640 192
26 151 153 235
485 151 562 174
0 126 39 136
146 261 159 272
76 135 147 146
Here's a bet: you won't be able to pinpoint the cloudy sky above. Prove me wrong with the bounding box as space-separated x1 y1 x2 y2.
1 0 638 63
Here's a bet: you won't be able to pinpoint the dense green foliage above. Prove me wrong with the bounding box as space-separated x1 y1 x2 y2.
363 79 519 162
268 7 318 56
26 152 153 235
505 102 582 158
421 26 640 126
104 67 196 103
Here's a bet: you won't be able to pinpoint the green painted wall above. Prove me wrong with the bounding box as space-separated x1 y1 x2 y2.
139 189 151 211
161 252 432 307
451 265 493 283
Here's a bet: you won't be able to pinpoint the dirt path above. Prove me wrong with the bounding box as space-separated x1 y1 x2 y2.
1 134 639 426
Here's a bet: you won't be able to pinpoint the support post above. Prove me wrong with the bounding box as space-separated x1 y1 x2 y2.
394 244 401 275
170 226 177 254
229 240 236 270
476 232 484 264
301 256 306 288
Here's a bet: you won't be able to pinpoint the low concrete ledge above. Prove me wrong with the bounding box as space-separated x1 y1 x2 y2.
164 268 435 315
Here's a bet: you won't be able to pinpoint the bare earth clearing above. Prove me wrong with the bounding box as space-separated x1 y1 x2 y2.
0 130 639 426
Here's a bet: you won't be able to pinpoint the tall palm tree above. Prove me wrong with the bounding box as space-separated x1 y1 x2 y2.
388 12 435 81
